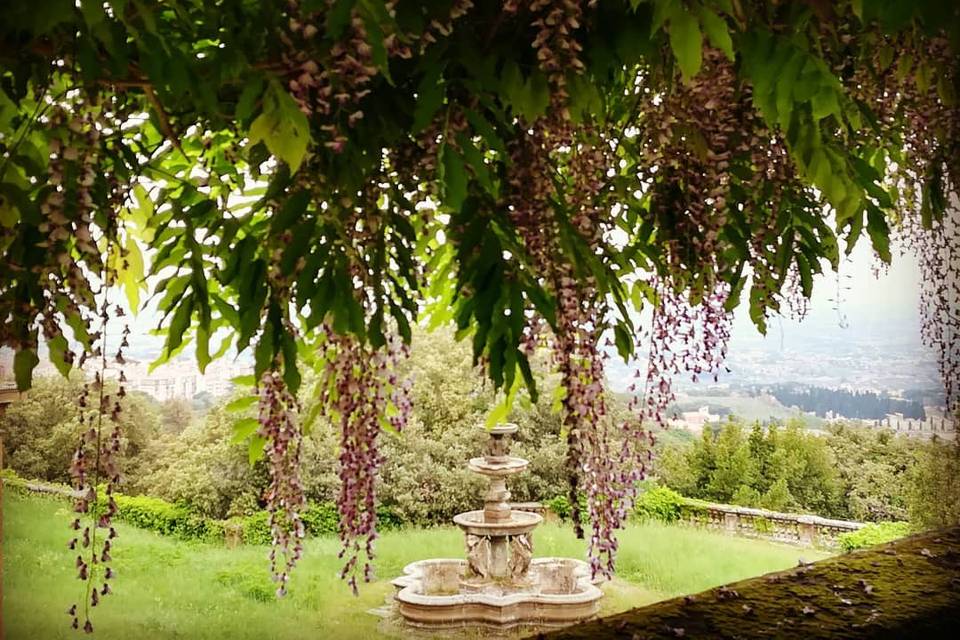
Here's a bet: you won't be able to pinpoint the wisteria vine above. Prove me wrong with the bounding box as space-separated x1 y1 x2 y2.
256 369 307 596
315 328 412 594
67 295 129 633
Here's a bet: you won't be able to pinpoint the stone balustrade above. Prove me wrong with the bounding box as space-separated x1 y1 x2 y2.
677 499 864 549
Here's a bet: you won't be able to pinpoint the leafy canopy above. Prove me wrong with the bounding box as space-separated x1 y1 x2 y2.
0 0 957 397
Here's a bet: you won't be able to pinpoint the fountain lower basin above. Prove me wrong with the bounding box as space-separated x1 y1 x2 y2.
392 557 602 629
392 423 603 631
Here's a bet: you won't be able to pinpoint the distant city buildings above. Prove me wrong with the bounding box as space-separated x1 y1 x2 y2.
669 406 720 434
1 345 250 402
867 412 957 440
119 358 252 401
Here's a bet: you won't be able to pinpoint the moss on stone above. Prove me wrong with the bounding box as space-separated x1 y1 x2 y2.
536 527 960 639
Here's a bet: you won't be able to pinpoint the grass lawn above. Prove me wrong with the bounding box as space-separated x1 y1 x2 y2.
2 491 830 639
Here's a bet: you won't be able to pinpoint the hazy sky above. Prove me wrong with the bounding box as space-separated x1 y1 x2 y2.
730 238 925 350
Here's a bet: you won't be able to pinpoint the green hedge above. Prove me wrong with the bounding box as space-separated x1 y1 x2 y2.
6 470 405 546
240 502 401 545
546 486 687 525
838 521 911 552
109 494 225 542
240 510 272 545
634 486 685 523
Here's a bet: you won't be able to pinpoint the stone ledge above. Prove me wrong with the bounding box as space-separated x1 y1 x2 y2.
535 526 960 639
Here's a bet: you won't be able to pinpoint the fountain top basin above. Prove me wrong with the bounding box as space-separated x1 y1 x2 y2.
489 423 518 436
467 455 528 477
453 509 542 537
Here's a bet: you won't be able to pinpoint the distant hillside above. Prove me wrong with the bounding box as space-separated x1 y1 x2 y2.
674 391 825 429
753 384 925 420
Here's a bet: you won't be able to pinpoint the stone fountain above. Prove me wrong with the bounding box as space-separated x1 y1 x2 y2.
392 424 602 630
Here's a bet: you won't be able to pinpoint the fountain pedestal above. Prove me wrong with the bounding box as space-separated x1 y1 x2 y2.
392 423 602 630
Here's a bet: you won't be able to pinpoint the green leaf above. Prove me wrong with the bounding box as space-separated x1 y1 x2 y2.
698 8 733 61
118 235 146 313
14 348 39 391
465 109 506 155
359 2 392 83
248 84 311 174
0 195 19 228
485 393 513 428
248 435 267 464
47 334 72 377
236 75 265 123
865 204 892 264
196 323 211 373
937 75 957 107
523 72 550 120
613 323 633 362
441 147 467 211
458 134 494 196
254 324 276 380
811 88 840 121
668 6 702 82
281 332 301 393
326 0 356 38
165 295 193 355
272 189 311 232
302 400 324 436
851 0 863 19
226 394 258 412
230 417 259 444
748 284 768 334
795 253 813 298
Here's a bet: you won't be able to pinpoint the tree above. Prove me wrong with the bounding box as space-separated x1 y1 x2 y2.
748 422 775 495
760 478 797 513
906 439 960 529
1 0 958 603
0 375 160 484
705 422 757 502
159 398 194 435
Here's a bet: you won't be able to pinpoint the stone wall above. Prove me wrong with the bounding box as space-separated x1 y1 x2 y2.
539 526 960 639
678 499 864 549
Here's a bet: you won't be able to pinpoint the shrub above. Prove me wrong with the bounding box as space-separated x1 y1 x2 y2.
111 494 222 542
753 516 773 534
241 511 272 546
731 484 762 508
634 486 685 523
545 494 588 523
302 502 338 537
838 521 911 552
246 502 401 542
376 505 402 531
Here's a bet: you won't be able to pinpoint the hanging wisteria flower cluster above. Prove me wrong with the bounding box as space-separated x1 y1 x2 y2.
314 327 412 594
67 299 129 634
889 38 960 415
2 93 127 364
256 369 306 596
500 0 650 577
847 32 960 413
906 210 960 414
